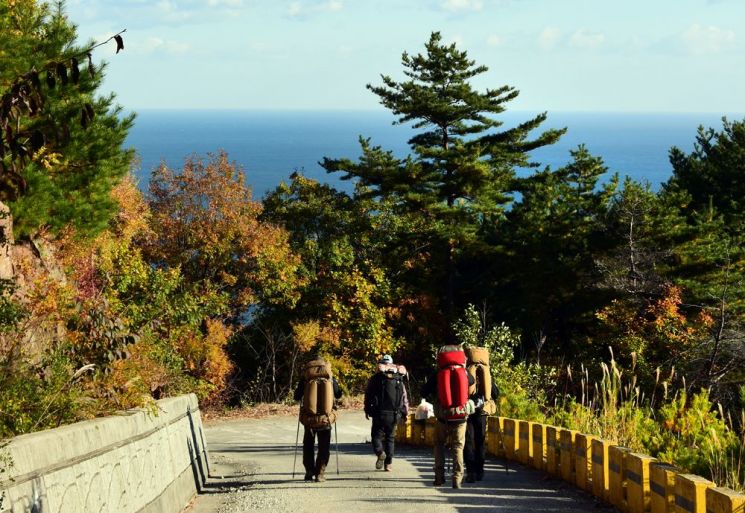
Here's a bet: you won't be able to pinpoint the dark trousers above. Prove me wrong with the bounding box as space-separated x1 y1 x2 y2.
464 414 487 475
371 412 397 464
302 426 331 475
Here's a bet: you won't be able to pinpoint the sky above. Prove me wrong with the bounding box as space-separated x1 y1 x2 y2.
66 0 745 113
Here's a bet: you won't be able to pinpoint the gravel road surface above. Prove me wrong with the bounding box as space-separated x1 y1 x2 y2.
188 410 612 513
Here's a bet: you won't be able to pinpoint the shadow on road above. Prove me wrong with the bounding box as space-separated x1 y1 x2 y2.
396 444 615 512
196 419 616 513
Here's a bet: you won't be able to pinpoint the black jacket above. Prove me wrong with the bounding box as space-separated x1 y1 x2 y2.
364 372 409 418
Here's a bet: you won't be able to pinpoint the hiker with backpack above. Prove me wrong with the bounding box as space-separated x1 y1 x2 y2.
294 355 342 483
464 346 500 483
421 344 475 489
363 355 409 472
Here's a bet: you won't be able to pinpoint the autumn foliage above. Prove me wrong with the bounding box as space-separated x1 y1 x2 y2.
147 152 302 319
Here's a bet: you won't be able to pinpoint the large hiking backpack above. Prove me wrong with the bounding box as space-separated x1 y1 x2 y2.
466 346 496 415
377 363 407 376
378 371 405 417
300 358 337 429
436 345 469 421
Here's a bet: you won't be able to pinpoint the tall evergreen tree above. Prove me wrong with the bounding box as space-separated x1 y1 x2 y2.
670 211 745 391
489 146 616 352
322 31 564 322
1 0 134 237
665 118 745 231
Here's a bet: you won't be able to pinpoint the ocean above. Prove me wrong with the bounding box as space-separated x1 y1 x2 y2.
125 110 741 199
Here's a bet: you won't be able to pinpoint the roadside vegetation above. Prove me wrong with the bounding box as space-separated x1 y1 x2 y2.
1 1 742 491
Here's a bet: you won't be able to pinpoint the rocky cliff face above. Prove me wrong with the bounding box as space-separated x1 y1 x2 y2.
0 202 68 359
0 202 13 281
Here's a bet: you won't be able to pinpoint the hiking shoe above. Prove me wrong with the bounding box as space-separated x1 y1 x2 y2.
375 452 386 470
465 473 475 483
304 472 314 481
315 466 326 482
384 464 392 472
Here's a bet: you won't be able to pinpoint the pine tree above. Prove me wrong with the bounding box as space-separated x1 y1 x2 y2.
666 118 745 231
491 146 617 349
322 32 564 321
1 0 134 237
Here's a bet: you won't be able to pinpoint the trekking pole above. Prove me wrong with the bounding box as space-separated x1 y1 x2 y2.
334 421 340 475
446 427 451 477
292 415 301 478
499 428 508 474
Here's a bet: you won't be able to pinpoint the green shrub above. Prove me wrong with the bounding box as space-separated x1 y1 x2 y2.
454 304 553 421
0 350 94 437
649 390 738 480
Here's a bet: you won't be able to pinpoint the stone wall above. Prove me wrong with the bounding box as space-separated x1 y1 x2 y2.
0 394 209 513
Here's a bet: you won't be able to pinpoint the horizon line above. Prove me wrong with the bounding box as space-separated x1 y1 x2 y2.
125 107 745 116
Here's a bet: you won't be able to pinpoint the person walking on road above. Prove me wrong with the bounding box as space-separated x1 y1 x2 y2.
294 356 342 482
463 346 500 483
364 355 409 472
422 344 475 489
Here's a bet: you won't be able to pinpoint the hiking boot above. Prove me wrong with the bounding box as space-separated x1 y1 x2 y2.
375 451 386 470
315 466 326 482
452 480 462 489
384 464 392 472
475 471 484 481
465 473 475 483
304 472 314 481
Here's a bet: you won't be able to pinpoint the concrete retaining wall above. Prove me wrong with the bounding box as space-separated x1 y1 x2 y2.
0 394 208 513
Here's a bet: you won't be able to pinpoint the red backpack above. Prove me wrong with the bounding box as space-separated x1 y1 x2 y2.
436 345 469 421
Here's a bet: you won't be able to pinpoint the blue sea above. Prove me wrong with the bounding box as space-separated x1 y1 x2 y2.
125 110 742 199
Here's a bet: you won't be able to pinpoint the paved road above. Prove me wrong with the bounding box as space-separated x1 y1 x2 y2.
189 410 613 513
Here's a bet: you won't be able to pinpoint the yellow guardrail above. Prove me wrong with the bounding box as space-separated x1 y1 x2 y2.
517 420 533 465
531 423 546 471
609 445 631 510
626 452 656 513
706 487 745 513
396 413 745 512
560 429 578 483
591 439 611 501
574 433 595 492
650 462 678 513
503 418 518 460
545 425 560 477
